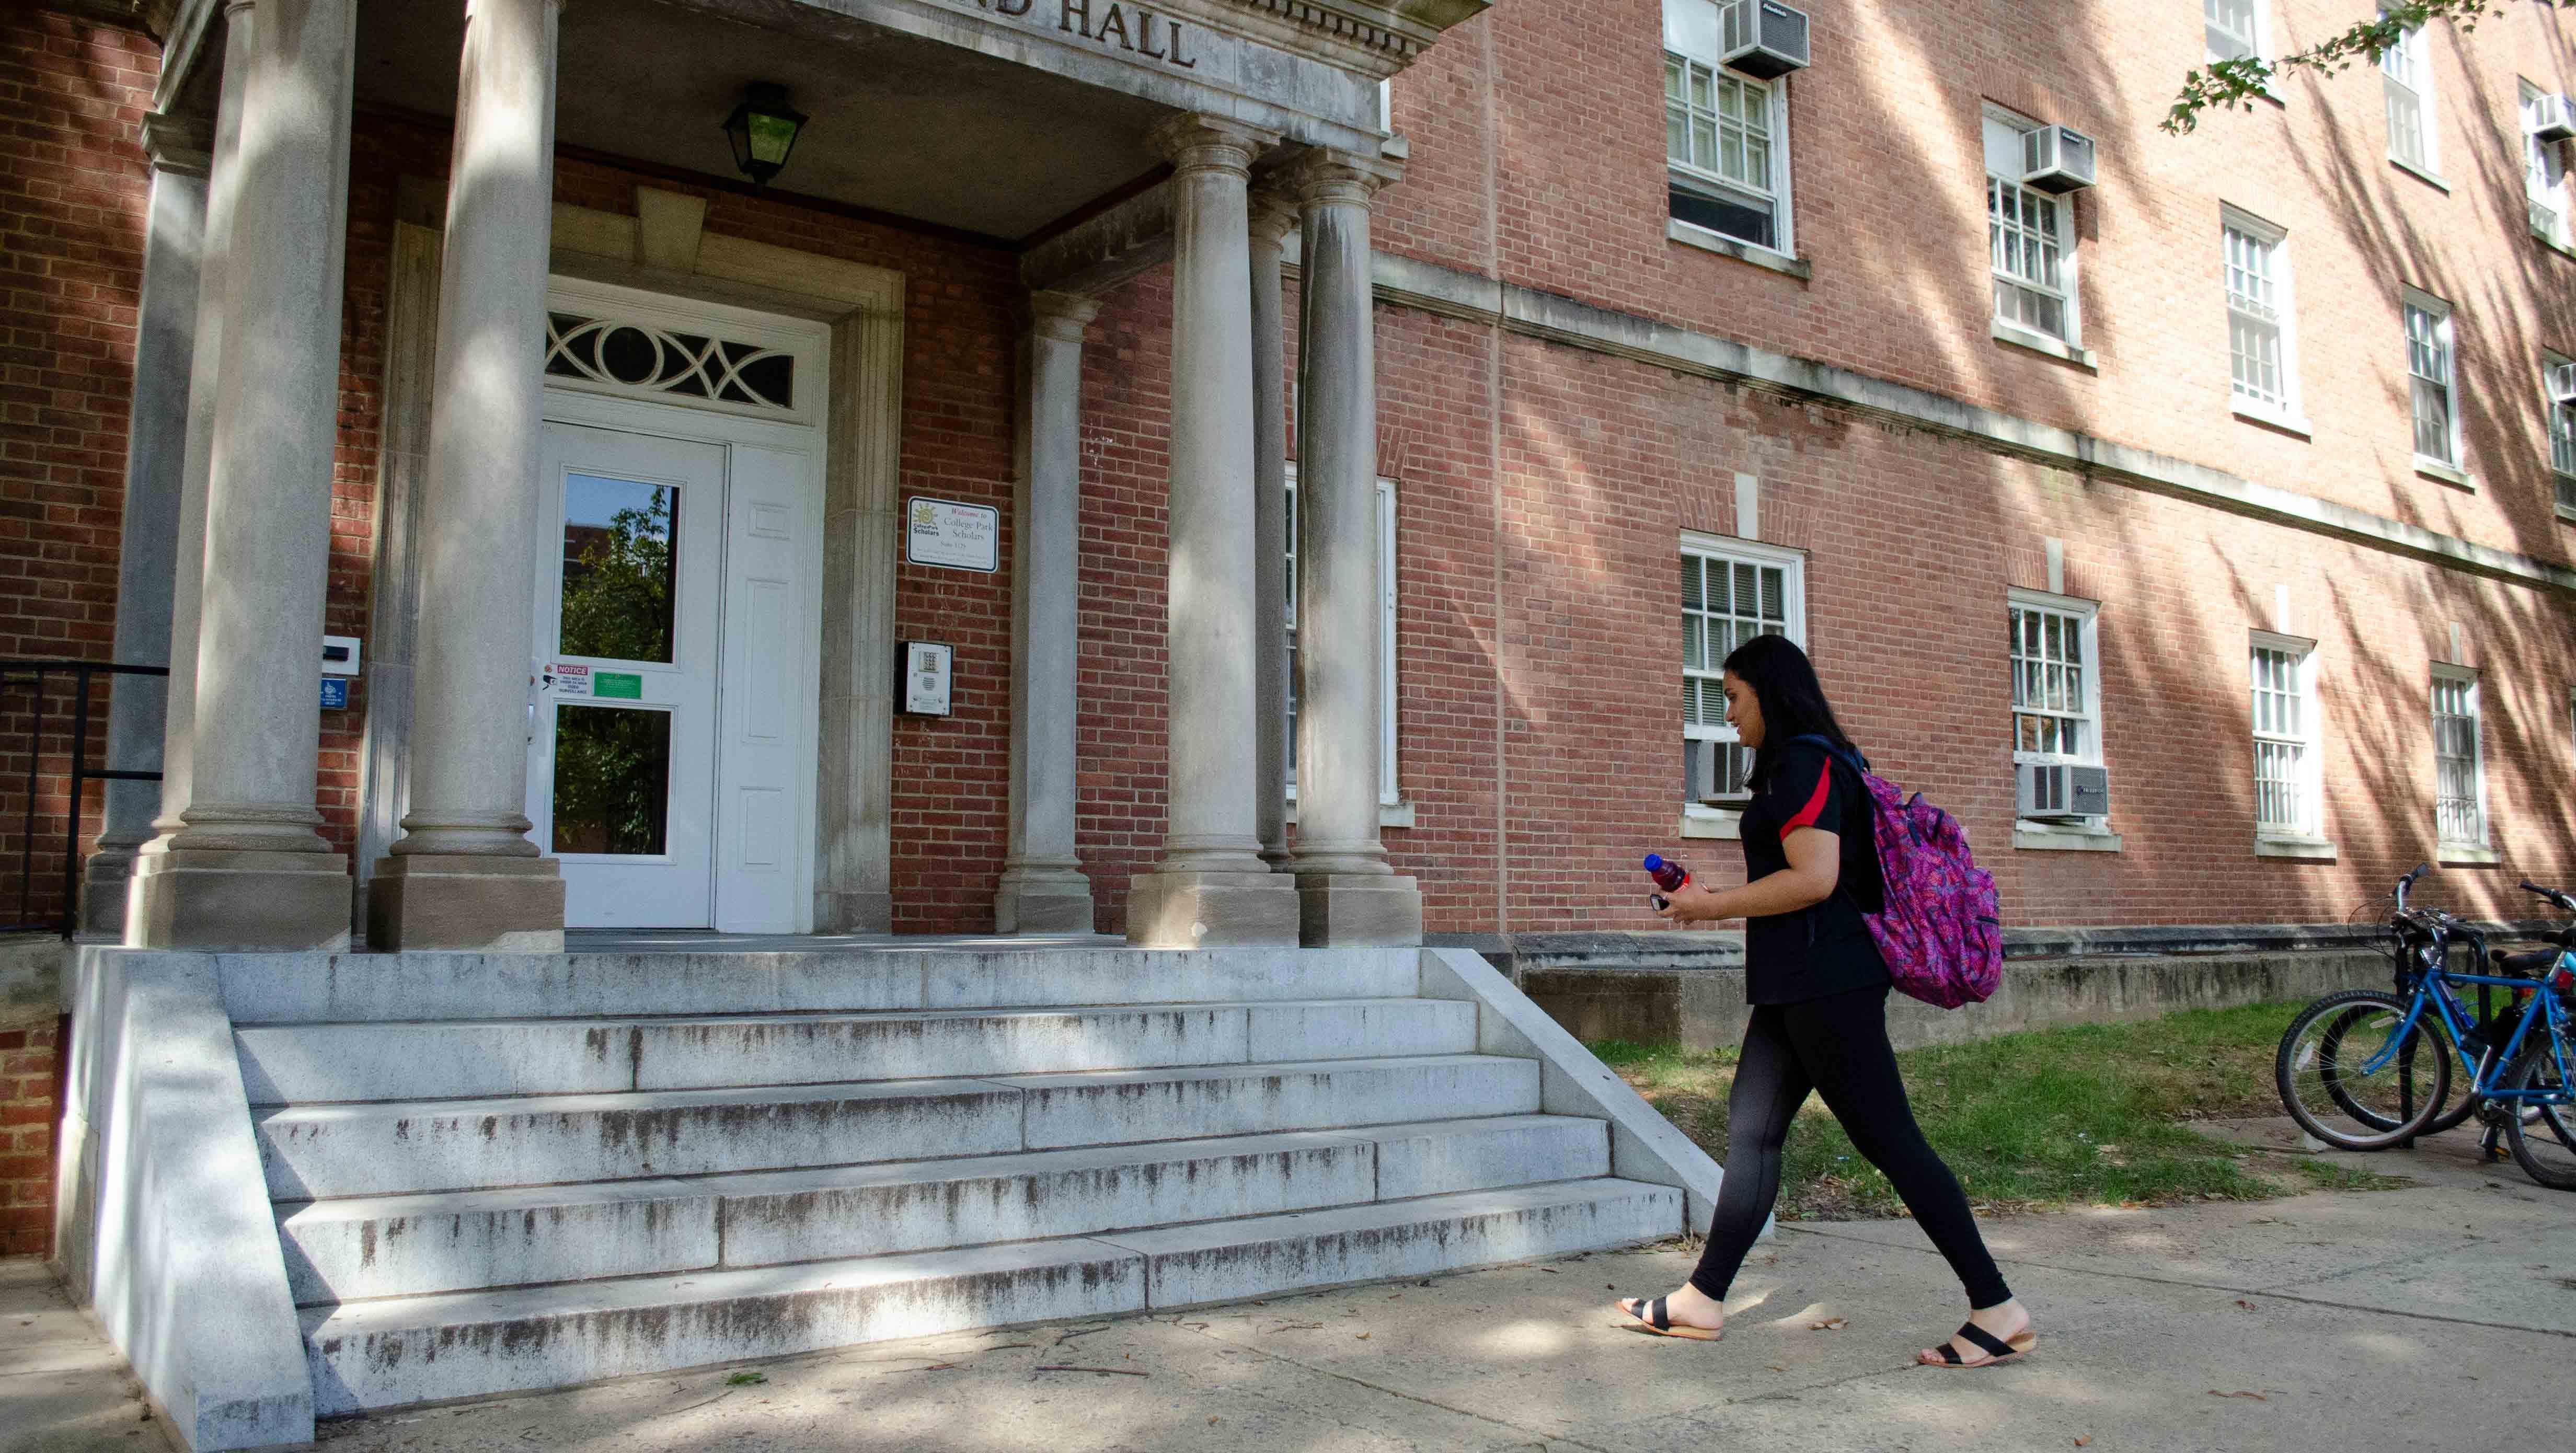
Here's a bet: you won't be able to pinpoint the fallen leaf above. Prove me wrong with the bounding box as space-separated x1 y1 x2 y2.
2075 1439 2092 1448
2235 1299 2257 1311
724 1373 766 1387
1766 1364 1787 1373
1354 1333 1371 1341
1540 1267 1558 1274
2210 1390 2269 1401
1808 1317 1848 1332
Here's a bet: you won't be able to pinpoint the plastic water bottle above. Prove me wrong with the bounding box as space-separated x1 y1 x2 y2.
1643 854 1690 912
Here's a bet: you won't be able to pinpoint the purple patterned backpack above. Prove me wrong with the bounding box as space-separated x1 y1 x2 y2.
1793 735 2003 1009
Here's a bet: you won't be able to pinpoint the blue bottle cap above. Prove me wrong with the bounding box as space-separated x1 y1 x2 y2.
1642 854 1665 872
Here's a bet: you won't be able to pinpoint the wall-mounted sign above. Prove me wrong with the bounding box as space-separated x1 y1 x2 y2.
548 663 592 697
905 497 999 573
545 663 643 700
899 641 953 717
322 635 362 676
319 677 349 710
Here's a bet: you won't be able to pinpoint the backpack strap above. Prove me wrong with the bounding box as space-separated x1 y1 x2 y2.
1788 733 1870 779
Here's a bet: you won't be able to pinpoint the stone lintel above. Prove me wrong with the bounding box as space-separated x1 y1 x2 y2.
1019 182 1176 298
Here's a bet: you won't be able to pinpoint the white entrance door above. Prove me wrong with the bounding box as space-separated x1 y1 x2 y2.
528 423 726 928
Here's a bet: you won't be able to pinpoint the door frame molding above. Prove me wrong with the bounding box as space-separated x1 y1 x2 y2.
358 185 905 938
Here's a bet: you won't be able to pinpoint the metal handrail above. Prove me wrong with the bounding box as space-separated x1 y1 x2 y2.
0 661 168 937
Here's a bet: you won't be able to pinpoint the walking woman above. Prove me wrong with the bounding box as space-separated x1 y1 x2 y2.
1614 635 2034 1369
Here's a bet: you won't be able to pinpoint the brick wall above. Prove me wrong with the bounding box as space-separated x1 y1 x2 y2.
0 1012 60 1257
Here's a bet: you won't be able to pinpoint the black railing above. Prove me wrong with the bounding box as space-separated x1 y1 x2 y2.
0 661 167 937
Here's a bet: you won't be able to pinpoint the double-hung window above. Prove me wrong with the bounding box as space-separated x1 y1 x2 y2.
2250 633 2322 841
2431 666 2487 850
1985 112 2078 346
2009 590 2101 771
1664 0 1792 255
1682 535 1803 809
2380 11 2438 177
2223 208 2298 420
2404 289 2462 469
2205 0 2267 64
2547 352 2576 514
1283 471 1400 809
2523 80 2573 250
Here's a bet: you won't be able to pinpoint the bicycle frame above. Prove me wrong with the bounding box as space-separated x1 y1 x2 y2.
2366 950 2576 1105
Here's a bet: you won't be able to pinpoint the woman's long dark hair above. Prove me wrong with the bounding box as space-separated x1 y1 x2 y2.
1720 634 1857 788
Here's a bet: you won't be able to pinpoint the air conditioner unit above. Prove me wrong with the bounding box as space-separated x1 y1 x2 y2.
2021 125 2098 194
2551 361 2576 406
2531 93 2576 144
2016 762 2110 821
1722 1 1811 80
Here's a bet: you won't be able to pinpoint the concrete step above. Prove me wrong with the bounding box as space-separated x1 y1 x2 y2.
277 1116 1611 1304
254 1055 1542 1200
1106 1178 1685 1308
236 998 1479 1104
298 1179 1672 1415
221 947 1422 1025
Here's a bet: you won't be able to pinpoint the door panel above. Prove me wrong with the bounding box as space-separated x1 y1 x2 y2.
712 443 816 932
530 423 727 928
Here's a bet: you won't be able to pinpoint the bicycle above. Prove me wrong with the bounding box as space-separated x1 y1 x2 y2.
2275 866 2576 1190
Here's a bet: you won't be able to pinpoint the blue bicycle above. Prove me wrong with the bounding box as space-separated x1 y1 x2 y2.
2276 866 2576 1189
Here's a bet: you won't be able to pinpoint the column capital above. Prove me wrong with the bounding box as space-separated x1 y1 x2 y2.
140 111 213 177
1147 113 1280 179
1247 183 1300 250
1021 289 1101 342
1289 146 1402 206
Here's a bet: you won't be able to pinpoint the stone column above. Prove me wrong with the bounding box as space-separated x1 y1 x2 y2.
1125 113 1298 949
128 0 357 951
995 291 1099 935
1248 186 1296 874
1288 148 1419 945
79 115 210 937
367 0 567 950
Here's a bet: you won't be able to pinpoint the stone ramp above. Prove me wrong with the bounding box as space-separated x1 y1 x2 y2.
222 947 1704 1417
56 944 1720 1448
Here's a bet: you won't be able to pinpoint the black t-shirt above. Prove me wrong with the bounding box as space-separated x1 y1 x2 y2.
1736 739 1891 1006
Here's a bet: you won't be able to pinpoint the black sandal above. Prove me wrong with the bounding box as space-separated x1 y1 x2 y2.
1615 1294 1722 1341
1924 1320 2037 1368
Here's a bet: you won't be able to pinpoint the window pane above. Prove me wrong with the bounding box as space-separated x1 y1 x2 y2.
551 705 672 856
558 474 678 663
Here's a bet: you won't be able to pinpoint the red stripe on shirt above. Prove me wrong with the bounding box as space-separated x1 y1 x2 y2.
1781 766 1832 840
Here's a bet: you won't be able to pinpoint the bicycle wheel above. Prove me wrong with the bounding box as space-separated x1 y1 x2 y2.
2419 1041 2489 1136
2278 989 2450 1150
2500 1036 2576 1191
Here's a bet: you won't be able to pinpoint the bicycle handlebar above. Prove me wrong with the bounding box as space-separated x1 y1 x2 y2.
2394 862 2431 913
2519 879 2576 915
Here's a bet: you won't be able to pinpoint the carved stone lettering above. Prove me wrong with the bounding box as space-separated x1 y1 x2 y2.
1049 0 1196 69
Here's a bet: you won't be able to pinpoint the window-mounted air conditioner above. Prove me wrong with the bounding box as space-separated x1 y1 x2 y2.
2016 762 2110 821
2020 125 2098 194
1722 1 1811 80
2530 94 2576 144
2551 361 2576 406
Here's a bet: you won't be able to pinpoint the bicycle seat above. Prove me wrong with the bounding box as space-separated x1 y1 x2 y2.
2491 947 2559 977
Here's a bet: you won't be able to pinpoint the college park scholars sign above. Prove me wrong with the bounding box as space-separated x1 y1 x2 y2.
906 497 1000 572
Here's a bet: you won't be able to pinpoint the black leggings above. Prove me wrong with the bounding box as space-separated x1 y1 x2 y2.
1688 983 2012 1309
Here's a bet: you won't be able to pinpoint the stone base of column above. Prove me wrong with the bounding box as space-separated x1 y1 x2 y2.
78 847 141 939
1296 873 1424 947
995 866 1095 936
1126 869 1300 949
128 849 352 951
367 855 565 951
814 890 894 935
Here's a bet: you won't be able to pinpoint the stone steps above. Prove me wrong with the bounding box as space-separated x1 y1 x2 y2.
298 1178 1676 1416
276 1115 1610 1304
252 1055 1545 1199
234 997 1477 1103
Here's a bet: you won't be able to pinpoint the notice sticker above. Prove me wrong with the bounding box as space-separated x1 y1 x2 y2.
548 663 593 698
594 672 643 700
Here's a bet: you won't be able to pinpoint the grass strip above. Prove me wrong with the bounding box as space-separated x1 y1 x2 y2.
1592 1000 2408 1219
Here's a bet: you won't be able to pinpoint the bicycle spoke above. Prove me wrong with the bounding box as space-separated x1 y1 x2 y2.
2279 990 2448 1151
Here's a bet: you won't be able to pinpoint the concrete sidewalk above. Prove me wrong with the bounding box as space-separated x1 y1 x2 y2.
7 1123 2571 1452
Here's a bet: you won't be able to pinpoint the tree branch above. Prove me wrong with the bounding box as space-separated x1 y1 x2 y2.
2165 2 2514 135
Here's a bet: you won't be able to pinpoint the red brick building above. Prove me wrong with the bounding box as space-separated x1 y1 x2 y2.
4 0 2573 963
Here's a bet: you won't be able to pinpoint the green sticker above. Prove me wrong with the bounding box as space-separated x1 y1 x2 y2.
594 672 643 699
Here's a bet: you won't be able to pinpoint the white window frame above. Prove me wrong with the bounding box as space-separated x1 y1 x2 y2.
2250 631 2324 842
1282 468 1400 811
2380 9 2441 180
1680 533 1806 832
1662 0 1796 260
2544 351 2576 516
2523 79 2573 250
2222 205 2301 425
2205 0 2270 65
2431 663 2488 851
2402 287 2463 471
2008 588 2103 769
1984 108 2083 351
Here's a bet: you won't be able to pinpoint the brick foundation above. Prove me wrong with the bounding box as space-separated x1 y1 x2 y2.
0 1014 61 1258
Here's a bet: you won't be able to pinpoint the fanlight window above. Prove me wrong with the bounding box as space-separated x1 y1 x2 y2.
545 313 797 414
